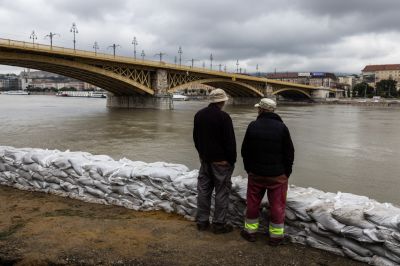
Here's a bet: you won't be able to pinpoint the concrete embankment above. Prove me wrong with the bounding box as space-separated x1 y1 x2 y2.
1 146 400 265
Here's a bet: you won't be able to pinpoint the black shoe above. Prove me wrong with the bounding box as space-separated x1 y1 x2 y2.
196 222 210 231
268 236 290 246
212 223 233 234
240 230 256 242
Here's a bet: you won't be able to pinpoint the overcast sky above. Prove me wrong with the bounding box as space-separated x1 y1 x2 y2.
1 0 400 74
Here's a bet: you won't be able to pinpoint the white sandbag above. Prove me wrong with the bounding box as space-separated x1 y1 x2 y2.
366 245 400 264
341 226 376 243
364 204 400 231
51 157 72 170
332 236 373 257
308 204 346 234
363 228 394 243
370 256 397 266
332 208 377 229
84 186 105 198
306 237 344 257
342 247 372 264
384 241 400 257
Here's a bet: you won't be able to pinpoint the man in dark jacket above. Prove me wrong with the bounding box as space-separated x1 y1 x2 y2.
193 88 236 234
240 98 294 245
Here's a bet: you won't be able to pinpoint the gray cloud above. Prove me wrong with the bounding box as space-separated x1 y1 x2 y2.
1 0 400 74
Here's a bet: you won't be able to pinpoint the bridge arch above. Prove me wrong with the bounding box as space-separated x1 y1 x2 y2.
168 78 264 97
272 88 311 99
0 52 154 96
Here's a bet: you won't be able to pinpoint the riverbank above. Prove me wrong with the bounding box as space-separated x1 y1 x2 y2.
0 186 363 266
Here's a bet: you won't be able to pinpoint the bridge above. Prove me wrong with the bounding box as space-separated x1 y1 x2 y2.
0 38 325 109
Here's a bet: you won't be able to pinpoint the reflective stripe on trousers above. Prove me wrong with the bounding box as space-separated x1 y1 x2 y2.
244 218 259 233
269 223 284 238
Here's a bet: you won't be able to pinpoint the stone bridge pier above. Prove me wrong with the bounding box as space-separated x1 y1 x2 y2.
107 69 174 110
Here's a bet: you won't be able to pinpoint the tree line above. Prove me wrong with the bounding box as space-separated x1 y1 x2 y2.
352 79 398 98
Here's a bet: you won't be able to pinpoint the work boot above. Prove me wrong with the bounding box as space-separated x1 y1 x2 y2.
212 223 233 234
196 221 210 231
268 236 290 246
240 230 256 242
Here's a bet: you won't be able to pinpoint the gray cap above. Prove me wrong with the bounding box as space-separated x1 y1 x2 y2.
254 98 277 110
209 88 229 103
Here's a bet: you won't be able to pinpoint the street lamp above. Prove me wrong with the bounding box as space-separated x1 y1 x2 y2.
155 52 166 62
141 50 145 61
107 44 121 57
132 36 138 59
236 60 239 73
93 41 99 55
256 64 260 76
70 22 78 50
188 58 198 68
44 32 60 48
210 53 213 70
178 46 183 66
29 30 37 45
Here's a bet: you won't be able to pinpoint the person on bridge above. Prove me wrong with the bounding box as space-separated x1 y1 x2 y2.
240 98 294 245
193 88 236 234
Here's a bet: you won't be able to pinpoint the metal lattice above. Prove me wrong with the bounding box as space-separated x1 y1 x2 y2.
167 72 203 89
101 65 151 88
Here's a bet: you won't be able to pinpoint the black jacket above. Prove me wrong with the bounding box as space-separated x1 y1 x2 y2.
241 112 294 177
193 104 237 165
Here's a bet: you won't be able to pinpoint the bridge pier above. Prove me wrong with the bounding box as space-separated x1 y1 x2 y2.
107 69 174 109
228 97 262 105
106 94 173 109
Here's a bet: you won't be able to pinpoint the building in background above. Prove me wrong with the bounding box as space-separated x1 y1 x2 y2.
0 74 21 91
18 70 100 91
265 72 338 88
362 64 400 90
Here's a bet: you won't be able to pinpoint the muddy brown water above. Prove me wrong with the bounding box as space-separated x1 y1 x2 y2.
1 95 400 204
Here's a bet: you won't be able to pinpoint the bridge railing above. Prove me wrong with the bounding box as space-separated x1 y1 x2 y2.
0 38 247 78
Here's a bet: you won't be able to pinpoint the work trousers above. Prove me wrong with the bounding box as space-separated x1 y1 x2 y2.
244 173 288 238
196 161 234 225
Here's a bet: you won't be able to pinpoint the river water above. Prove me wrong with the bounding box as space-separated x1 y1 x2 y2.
1 95 399 204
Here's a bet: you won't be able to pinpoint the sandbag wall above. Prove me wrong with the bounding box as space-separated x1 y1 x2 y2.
1 146 400 266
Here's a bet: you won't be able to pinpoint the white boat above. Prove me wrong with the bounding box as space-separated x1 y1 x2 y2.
2 90 30 95
172 94 188 101
90 92 107 98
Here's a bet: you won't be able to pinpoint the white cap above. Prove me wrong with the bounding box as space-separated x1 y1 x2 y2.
254 98 277 110
209 88 229 103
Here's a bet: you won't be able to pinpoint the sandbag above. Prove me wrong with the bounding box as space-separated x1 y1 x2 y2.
342 247 372 264
340 226 375 243
364 205 400 231
332 208 376 229
308 205 346 234
331 236 373 257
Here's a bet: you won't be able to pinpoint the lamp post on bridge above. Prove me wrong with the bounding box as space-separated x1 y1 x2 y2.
44 32 60 48
224 65 227 72
188 58 199 68
202 62 205 69
93 41 99 55
70 22 78 51
210 53 213 70
29 30 37 45
256 64 260 77
108 44 121 57
141 50 145 61
218 64 222 71
236 60 239 73
178 46 183 66
132 36 138 59
155 52 166 62
174 56 177 64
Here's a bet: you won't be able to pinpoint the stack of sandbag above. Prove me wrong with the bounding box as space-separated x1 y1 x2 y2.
284 187 400 265
1 146 400 265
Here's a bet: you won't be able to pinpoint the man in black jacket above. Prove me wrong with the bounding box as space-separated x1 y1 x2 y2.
193 88 236 234
240 98 294 245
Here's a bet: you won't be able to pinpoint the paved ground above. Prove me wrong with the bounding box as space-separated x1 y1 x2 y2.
0 186 364 266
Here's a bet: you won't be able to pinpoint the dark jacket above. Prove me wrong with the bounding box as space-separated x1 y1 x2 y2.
241 112 294 177
193 104 237 165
